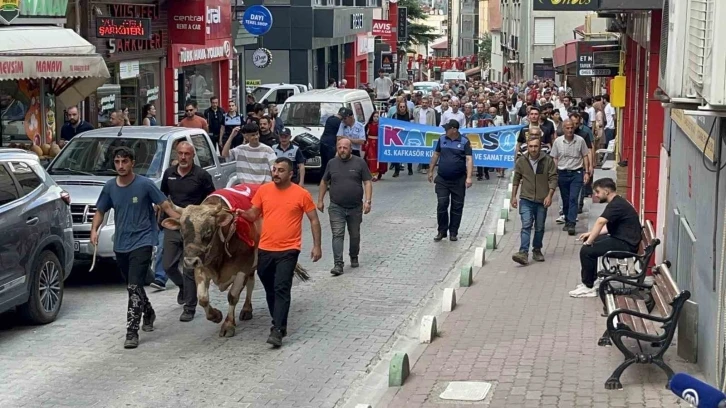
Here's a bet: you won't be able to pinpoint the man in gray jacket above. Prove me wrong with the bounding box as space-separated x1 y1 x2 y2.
413 96 437 173
510 136 558 265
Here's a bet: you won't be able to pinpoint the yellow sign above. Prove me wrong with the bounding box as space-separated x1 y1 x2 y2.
245 80 261 86
671 109 716 161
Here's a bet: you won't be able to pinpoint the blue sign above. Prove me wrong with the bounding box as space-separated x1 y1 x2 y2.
242 5 273 36
378 118 523 168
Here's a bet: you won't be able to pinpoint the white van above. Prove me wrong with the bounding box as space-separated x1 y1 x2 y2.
279 89 374 170
249 83 309 105
441 70 466 83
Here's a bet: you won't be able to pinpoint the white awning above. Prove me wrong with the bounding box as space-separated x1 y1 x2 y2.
0 26 110 108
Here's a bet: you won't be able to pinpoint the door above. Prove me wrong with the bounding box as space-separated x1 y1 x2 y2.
190 134 223 187
0 163 28 305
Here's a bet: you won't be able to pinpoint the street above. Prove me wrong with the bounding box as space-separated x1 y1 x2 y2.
0 174 503 408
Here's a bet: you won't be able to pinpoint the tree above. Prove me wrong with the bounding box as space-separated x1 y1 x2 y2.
395 0 438 77
478 33 492 67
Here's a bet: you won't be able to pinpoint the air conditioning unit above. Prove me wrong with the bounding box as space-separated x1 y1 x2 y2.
684 0 726 109
658 0 698 105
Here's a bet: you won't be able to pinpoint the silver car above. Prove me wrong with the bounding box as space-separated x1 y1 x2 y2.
0 149 74 324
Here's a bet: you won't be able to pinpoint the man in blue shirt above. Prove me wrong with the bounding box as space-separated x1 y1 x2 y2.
336 108 366 157
91 146 180 349
427 120 474 242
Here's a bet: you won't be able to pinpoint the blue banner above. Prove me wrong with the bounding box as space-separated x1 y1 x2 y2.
378 118 524 168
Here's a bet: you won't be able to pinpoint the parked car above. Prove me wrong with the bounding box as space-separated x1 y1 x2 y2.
413 81 440 95
45 127 236 276
0 149 74 324
250 83 309 106
279 89 375 172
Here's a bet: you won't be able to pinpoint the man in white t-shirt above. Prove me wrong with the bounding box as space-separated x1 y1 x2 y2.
373 69 393 102
603 94 616 144
222 122 277 185
440 100 466 128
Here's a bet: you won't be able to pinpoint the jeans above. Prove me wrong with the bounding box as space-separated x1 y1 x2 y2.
162 229 195 313
558 170 584 224
518 199 547 253
580 235 636 287
435 175 466 236
328 202 363 266
153 230 167 284
116 246 154 333
257 249 300 331
604 128 615 145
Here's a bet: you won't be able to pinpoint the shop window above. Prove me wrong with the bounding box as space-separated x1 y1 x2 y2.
190 134 215 168
182 66 217 114
97 62 161 127
8 161 41 196
353 102 366 124
0 165 19 206
1 80 37 146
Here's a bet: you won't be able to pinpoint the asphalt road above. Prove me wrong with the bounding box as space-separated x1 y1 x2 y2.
0 172 503 408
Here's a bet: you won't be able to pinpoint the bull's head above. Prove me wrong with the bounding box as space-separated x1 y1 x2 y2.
161 203 235 268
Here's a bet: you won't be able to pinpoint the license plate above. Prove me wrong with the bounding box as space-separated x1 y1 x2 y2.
306 157 321 166
74 241 80 252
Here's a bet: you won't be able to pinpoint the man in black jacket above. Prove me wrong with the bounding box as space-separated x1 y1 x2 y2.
204 96 225 152
517 107 555 147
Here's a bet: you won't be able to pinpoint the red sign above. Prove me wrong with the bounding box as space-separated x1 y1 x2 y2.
169 38 233 68
96 17 151 40
168 0 231 45
373 19 396 53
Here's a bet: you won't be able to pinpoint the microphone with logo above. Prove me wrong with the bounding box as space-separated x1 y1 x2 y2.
670 373 726 407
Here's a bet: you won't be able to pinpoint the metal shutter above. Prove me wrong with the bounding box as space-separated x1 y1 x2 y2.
533 18 555 45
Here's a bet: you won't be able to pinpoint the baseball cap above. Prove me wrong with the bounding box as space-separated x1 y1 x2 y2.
280 128 292 137
339 107 354 117
442 120 460 130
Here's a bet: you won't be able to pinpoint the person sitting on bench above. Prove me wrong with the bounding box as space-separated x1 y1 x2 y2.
569 177 642 298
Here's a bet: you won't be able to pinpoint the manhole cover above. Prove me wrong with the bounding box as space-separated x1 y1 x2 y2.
439 381 493 401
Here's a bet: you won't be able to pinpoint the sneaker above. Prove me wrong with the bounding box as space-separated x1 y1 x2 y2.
330 264 344 276
532 249 545 262
573 287 597 298
434 232 447 242
556 215 566 224
512 251 529 265
150 280 166 291
124 332 139 349
267 328 283 347
177 288 184 305
141 310 156 332
569 284 595 298
350 257 359 268
568 283 588 296
180 310 195 322
271 326 288 338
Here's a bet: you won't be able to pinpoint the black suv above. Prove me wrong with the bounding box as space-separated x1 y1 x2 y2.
0 149 74 323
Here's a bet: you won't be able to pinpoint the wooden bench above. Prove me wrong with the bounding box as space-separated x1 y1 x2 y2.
596 262 691 390
597 220 659 287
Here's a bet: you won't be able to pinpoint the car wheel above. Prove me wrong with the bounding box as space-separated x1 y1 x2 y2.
19 250 64 324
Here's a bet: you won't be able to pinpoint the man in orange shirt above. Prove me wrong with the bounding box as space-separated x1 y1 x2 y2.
237 157 322 347
178 102 209 132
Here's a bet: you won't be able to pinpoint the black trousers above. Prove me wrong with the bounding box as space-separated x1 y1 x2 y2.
476 167 489 178
257 249 300 331
116 246 154 333
395 163 413 173
163 229 197 313
320 144 335 176
434 175 466 236
580 235 637 287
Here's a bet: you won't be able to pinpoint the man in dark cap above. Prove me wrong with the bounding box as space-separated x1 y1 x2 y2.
427 120 473 242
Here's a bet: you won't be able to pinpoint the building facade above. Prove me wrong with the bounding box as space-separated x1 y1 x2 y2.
241 0 377 89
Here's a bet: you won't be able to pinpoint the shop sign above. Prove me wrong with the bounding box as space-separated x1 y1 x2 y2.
351 13 363 30
110 4 159 20
576 40 620 77
146 86 159 103
533 0 598 11
241 5 273 36
252 48 272 68
170 38 232 67
246 79 261 86
0 0 69 24
373 19 396 51
380 51 393 73
119 60 140 79
96 17 151 40
100 94 116 112
107 32 164 56
168 0 231 45
396 7 407 43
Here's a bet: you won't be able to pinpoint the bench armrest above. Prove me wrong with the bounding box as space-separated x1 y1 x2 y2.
598 251 648 279
601 275 652 291
606 308 670 333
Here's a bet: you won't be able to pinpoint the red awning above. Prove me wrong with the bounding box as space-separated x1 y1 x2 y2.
552 40 578 68
465 66 481 77
431 38 448 50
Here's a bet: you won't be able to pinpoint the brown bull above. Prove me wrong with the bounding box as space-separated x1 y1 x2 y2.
161 196 309 337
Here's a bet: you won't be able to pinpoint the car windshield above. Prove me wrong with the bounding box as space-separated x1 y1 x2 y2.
280 102 345 127
48 137 166 178
250 87 271 103
414 85 435 93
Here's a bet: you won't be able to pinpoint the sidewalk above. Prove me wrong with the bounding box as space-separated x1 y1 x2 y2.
383 179 700 407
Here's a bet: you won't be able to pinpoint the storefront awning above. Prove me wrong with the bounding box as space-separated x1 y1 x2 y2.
464 67 481 77
553 40 578 68
0 26 110 108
